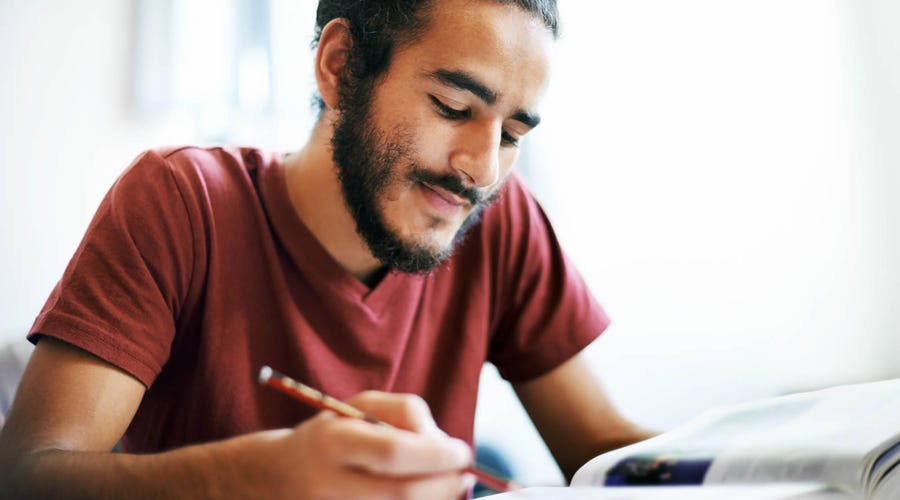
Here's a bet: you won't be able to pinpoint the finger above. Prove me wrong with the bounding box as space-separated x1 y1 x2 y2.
346 392 444 436
317 416 472 476
323 467 475 500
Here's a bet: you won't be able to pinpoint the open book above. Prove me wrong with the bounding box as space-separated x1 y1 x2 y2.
561 378 900 499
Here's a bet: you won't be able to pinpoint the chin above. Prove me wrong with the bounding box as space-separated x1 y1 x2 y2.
404 231 455 256
395 212 458 242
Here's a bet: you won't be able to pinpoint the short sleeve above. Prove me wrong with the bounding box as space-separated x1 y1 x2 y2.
487 177 610 382
28 151 197 387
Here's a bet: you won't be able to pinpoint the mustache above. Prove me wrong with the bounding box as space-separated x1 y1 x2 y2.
408 168 492 206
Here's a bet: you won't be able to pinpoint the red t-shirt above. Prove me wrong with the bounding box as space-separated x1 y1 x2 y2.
28 146 608 451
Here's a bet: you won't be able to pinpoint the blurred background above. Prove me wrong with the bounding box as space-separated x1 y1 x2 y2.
1 0 898 487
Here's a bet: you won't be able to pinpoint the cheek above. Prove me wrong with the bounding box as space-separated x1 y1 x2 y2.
412 127 454 168
501 148 519 171
386 112 448 169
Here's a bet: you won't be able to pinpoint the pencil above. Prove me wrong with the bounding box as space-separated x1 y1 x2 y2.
258 365 521 493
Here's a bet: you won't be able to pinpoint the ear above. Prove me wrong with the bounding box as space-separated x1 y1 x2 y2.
315 18 353 111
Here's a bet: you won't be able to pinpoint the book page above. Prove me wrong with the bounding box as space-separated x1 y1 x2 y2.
486 484 846 500
572 396 821 486
572 378 900 496
704 379 900 495
870 440 900 489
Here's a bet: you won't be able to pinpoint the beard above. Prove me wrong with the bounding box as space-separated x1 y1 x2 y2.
330 77 499 275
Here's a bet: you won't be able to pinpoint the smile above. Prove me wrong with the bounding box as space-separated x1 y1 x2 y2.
418 182 468 217
421 182 467 206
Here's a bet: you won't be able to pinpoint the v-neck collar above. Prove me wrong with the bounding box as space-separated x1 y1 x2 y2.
257 154 420 313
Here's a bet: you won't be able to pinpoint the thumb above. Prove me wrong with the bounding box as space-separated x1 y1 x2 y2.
346 391 448 438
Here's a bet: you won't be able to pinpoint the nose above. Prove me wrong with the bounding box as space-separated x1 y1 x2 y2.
449 120 501 188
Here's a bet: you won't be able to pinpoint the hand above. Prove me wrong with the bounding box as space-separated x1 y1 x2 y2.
246 391 475 499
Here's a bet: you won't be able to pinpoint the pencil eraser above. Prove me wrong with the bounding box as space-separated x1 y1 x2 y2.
258 365 273 385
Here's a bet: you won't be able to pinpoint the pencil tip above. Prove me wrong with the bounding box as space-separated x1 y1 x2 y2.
258 365 273 385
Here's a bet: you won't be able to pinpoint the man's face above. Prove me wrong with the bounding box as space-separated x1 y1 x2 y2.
331 0 554 273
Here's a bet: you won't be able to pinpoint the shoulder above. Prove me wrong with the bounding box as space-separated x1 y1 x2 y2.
488 173 545 224
491 172 534 212
138 145 270 182
117 145 276 203
150 145 264 165
448 172 559 293
476 172 554 250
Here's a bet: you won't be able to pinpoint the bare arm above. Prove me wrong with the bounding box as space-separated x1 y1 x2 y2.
513 354 656 483
0 338 473 499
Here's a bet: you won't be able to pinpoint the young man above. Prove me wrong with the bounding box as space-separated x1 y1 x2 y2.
0 0 652 497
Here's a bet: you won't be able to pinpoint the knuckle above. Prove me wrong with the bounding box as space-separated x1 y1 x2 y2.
307 427 329 454
373 438 404 471
353 390 382 404
311 420 342 456
399 394 431 419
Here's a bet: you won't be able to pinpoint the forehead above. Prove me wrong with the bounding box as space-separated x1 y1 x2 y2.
391 0 555 109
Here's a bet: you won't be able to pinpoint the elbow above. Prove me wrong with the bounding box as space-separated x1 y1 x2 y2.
0 427 63 495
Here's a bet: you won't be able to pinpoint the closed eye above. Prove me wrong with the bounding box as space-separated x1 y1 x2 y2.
501 130 519 148
431 95 521 148
429 95 470 120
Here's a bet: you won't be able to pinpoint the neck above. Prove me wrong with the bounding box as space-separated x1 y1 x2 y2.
283 116 385 283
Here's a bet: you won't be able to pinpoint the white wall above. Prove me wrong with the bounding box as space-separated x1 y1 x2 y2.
0 0 193 342
541 0 900 415
0 0 316 341
477 0 900 485
1 0 898 489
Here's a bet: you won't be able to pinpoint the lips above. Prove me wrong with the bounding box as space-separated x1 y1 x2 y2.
421 182 467 207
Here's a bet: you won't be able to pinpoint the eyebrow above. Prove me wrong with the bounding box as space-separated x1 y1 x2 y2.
428 69 542 129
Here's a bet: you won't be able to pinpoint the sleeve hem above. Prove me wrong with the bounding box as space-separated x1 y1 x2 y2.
28 313 162 388
494 317 610 383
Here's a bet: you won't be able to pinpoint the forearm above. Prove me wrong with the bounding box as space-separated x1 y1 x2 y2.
512 355 660 482
569 424 658 475
0 430 284 499
548 421 657 483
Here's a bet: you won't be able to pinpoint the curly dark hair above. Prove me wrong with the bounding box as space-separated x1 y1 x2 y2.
311 0 559 112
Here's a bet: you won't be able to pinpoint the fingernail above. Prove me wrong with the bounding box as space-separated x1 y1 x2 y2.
461 473 476 492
